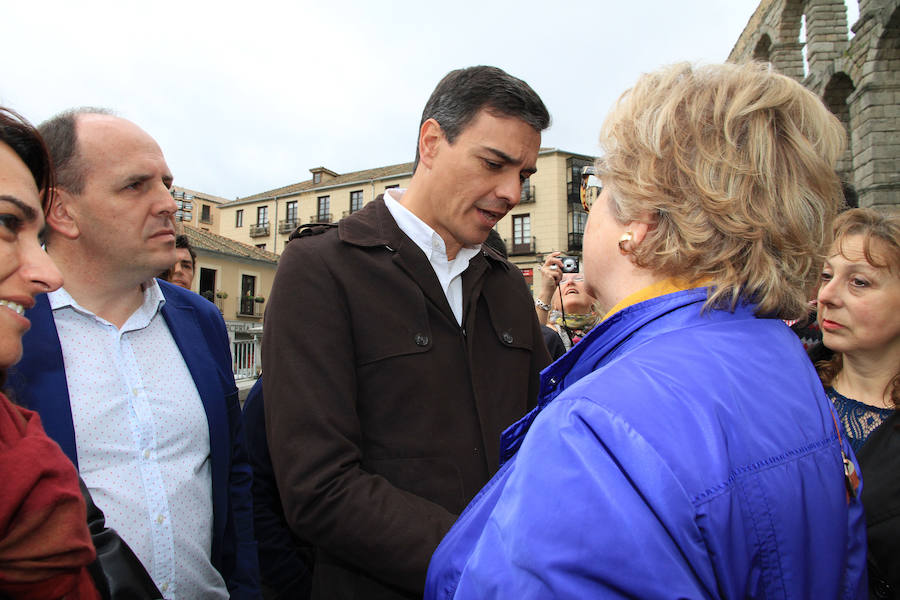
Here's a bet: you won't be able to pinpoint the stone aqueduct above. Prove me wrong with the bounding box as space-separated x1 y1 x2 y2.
729 0 899 209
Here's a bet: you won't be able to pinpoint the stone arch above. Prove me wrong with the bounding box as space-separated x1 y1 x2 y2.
805 0 851 77
822 72 857 195
753 33 774 60
772 0 807 79
779 0 806 41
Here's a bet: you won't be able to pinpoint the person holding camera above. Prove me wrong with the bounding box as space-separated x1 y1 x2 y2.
535 252 599 356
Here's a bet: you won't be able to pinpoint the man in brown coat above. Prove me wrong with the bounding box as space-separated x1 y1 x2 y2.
262 66 552 599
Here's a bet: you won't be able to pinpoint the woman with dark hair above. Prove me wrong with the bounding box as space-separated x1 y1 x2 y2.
425 62 866 599
0 107 98 598
815 207 900 597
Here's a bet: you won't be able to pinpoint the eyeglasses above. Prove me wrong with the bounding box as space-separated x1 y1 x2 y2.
580 166 602 213
562 275 585 283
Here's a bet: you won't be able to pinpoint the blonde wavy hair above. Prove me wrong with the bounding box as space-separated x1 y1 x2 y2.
596 62 847 319
816 207 900 406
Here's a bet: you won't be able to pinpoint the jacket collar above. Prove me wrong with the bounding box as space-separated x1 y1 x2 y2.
338 195 510 326
339 195 510 269
540 287 712 407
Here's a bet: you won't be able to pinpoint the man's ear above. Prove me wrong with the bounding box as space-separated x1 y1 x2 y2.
417 118 444 170
46 188 81 240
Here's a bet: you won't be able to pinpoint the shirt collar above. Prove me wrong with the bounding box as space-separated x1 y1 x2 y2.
48 279 166 330
383 188 481 262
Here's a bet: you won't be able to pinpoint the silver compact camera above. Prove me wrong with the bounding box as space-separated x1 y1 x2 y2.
560 256 579 273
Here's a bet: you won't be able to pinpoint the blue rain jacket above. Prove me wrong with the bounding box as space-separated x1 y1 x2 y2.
426 288 867 599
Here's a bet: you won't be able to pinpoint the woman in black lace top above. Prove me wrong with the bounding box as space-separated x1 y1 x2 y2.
814 207 900 599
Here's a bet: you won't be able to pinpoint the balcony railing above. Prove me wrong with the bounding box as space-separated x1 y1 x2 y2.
519 185 535 204
568 232 583 251
249 223 270 237
309 213 334 223
506 236 536 256
278 218 298 234
238 298 264 318
199 214 213 225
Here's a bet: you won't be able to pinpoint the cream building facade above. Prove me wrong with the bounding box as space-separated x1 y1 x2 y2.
215 149 597 295
180 223 279 379
171 185 228 232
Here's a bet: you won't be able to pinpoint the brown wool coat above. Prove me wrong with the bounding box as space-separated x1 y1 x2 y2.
262 197 549 599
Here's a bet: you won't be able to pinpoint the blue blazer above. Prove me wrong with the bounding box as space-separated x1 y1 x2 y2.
9 280 260 598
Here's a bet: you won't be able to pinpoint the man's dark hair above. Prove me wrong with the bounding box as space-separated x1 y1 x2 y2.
413 66 551 170
38 107 113 194
176 234 197 267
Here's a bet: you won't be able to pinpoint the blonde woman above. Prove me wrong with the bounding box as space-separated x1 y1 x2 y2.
425 62 866 599
815 207 900 597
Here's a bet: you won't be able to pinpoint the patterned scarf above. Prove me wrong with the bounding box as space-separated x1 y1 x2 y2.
551 311 600 345
0 393 99 599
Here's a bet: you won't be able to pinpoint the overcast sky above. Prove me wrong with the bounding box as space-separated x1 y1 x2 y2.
3 1 822 199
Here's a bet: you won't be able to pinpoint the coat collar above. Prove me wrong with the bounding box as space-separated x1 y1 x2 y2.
541 287 712 404
339 195 509 269
338 195 509 326
499 287 713 465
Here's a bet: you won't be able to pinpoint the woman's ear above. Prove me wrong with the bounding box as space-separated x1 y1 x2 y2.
45 188 81 240
627 212 658 246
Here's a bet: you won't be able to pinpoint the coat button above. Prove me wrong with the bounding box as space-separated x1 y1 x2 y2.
414 333 429 346
501 331 514 344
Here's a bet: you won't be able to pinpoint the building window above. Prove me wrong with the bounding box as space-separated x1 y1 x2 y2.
257 205 268 225
285 201 298 224
235 209 243 228
385 184 399 191
200 204 212 224
512 214 532 255
313 172 321 184
350 190 363 214
520 179 535 203
199 268 217 304
255 243 266 250
317 196 331 222
240 274 257 316
568 209 587 251
570 209 587 235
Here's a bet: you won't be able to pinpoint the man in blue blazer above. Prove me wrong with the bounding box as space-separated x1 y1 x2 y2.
9 109 259 599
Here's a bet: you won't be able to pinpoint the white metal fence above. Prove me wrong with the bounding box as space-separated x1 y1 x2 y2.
232 339 258 380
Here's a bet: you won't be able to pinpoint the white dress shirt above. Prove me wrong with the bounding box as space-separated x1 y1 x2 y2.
49 281 227 599
383 188 481 325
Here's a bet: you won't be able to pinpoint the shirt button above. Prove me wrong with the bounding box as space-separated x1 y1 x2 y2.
132 388 139 396
157 514 165 524
414 333 429 347
161 582 169 592
143 449 151 459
